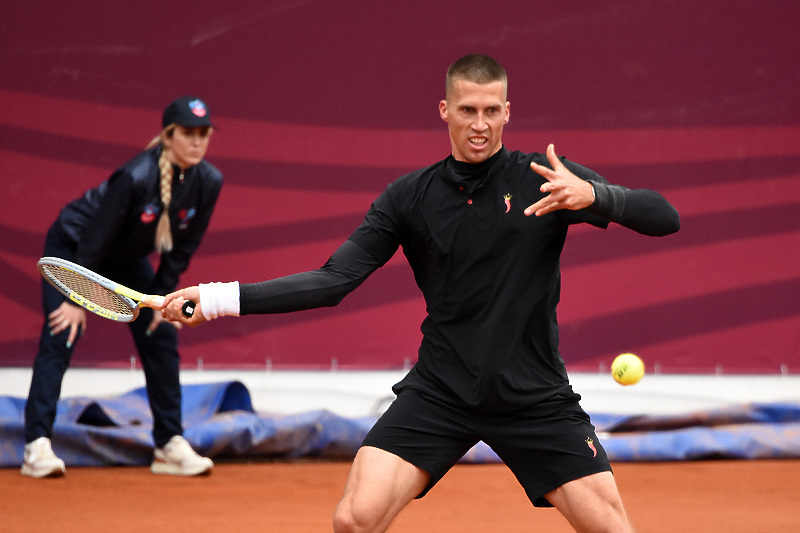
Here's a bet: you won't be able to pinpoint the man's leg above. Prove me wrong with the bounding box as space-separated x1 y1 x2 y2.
545 471 633 533
333 446 430 533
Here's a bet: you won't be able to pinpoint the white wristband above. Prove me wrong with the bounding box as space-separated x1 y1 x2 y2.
198 282 240 320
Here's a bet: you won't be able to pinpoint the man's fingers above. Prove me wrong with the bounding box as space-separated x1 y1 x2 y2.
142 295 165 308
525 190 566 216
530 161 551 180
164 297 187 321
162 298 205 327
545 143 563 171
530 144 562 182
524 198 550 217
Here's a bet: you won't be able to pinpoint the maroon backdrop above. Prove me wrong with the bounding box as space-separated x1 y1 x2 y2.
2 1 799 373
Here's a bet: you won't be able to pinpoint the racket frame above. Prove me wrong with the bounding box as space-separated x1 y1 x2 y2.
37 257 164 322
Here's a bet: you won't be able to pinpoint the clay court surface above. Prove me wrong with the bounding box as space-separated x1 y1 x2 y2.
3 459 798 532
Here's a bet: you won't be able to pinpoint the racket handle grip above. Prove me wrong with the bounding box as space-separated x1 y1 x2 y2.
181 300 196 318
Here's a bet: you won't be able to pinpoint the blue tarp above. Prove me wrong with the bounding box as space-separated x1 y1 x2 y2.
2 381 799 467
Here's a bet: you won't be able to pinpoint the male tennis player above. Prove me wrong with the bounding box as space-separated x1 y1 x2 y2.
162 55 679 532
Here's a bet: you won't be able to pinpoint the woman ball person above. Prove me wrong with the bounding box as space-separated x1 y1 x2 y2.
22 96 222 478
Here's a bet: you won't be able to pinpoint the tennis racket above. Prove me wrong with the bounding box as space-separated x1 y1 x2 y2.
37 257 195 322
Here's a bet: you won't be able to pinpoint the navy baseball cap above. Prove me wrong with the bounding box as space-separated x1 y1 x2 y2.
162 96 213 128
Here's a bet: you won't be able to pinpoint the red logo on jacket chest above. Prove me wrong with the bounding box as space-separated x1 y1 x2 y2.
140 203 159 224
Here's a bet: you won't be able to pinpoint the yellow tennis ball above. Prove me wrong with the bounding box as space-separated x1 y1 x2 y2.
611 353 645 385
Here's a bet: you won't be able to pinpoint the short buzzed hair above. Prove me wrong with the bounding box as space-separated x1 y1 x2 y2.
445 54 508 100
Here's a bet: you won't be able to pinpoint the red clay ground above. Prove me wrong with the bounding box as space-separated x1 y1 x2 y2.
2 460 799 532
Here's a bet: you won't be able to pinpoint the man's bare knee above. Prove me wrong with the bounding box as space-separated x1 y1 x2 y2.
546 472 633 533
332 499 382 533
332 446 429 533
332 506 356 533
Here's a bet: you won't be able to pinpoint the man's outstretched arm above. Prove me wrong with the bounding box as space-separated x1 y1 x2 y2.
525 143 680 236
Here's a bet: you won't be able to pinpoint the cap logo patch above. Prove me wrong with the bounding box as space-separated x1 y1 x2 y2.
188 99 207 118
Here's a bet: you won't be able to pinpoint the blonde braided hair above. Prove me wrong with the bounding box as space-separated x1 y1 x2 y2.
146 125 177 254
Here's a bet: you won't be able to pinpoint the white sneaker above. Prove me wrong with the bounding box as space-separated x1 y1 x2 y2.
151 436 213 476
21 437 66 478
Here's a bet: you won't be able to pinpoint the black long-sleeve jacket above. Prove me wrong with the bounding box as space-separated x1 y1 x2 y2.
239 147 679 411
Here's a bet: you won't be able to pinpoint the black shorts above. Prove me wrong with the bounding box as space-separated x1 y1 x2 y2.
361 389 611 507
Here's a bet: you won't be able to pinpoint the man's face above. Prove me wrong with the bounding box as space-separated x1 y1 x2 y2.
439 78 509 164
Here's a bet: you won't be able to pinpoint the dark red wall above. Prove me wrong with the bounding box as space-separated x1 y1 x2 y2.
2 1 799 372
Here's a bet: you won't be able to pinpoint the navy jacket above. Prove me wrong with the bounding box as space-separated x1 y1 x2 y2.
52 145 222 295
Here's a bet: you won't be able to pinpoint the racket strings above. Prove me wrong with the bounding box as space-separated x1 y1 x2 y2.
45 265 133 315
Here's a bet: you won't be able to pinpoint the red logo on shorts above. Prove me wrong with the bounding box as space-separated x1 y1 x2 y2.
586 438 597 458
